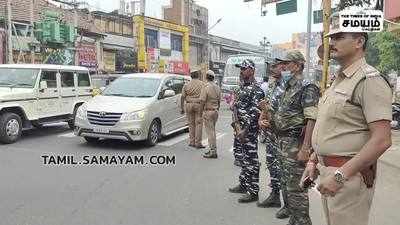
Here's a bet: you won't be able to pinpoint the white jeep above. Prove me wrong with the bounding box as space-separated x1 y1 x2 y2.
0 64 93 144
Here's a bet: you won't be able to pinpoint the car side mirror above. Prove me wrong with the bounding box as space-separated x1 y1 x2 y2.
39 81 47 92
163 89 176 98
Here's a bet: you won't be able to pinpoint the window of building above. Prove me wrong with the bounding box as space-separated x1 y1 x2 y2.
171 34 183 52
145 29 158 49
60 71 75 87
12 23 32 37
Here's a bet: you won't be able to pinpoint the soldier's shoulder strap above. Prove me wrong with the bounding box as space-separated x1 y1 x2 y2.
348 66 392 107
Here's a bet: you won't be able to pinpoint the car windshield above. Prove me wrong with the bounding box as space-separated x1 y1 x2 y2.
0 68 39 88
223 55 266 84
102 77 161 98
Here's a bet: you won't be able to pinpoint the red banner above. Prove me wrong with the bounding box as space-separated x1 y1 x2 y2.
170 61 189 75
77 43 97 69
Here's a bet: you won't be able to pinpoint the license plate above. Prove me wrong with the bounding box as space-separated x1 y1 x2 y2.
93 127 109 134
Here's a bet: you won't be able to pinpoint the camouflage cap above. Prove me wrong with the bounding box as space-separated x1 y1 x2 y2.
235 59 255 70
276 50 305 63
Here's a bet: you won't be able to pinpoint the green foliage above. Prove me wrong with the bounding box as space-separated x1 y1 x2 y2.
366 31 400 75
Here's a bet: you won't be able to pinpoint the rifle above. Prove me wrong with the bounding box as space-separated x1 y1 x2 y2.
258 99 272 131
231 104 248 143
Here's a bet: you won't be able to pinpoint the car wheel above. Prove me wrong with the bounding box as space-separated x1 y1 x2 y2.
84 137 100 143
146 120 161 146
0 113 23 144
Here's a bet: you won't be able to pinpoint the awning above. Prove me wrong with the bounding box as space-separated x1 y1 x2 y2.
103 34 135 50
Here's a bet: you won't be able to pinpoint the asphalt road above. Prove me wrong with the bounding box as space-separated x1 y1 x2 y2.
1 106 399 225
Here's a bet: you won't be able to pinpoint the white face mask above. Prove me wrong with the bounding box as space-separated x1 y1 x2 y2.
281 71 292 83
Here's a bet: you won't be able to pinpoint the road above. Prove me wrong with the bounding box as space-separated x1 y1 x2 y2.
1 105 399 225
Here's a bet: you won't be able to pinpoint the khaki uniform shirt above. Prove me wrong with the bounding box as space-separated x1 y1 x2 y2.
312 58 392 156
182 79 205 103
200 81 221 110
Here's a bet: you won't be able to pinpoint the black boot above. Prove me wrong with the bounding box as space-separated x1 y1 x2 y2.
276 206 290 219
257 190 281 208
203 151 218 159
238 193 258 203
228 184 246 194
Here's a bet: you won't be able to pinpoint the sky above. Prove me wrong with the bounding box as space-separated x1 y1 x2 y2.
82 0 345 45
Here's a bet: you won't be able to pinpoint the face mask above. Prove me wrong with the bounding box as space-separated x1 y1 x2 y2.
281 71 292 83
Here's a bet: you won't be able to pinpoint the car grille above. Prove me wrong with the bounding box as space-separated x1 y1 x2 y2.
87 111 122 126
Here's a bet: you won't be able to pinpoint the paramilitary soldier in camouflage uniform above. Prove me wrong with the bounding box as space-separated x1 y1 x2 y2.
257 60 291 218
228 59 265 203
273 50 320 225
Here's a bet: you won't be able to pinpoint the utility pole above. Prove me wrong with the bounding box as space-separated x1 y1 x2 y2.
30 0 35 63
259 36 270 59
7 0 13 63
305 0 312 80
321 0 332 92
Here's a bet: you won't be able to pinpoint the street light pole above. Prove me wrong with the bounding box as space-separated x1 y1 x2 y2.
260 36 270 58
7 0 13 64
305 0 312 79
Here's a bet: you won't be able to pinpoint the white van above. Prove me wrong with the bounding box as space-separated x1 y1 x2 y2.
0 64 93 144
74 73 189 146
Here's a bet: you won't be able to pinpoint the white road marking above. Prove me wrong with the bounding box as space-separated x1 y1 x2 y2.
158 133 189 147
57 132 76 138
158 132 226 147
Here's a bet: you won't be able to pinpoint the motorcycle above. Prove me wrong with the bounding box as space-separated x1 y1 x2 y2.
392 103 400 130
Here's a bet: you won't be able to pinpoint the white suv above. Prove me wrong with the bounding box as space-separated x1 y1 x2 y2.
0 64 92 144
74 73 189 146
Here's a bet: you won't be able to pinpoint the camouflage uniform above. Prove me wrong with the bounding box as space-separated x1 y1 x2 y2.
274 76 320 225
231 86 244 164
264 77 286 192
235 82 265 195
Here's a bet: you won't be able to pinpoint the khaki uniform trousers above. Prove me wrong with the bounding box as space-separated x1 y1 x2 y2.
185 102 203 146
317 163 375 225
203 110 218 151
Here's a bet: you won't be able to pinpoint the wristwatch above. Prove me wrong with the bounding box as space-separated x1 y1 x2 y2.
334 169 347 185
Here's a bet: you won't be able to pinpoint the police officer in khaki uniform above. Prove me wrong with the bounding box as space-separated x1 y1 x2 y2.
200 70 221 158
181 69 206 148
301 13 392 225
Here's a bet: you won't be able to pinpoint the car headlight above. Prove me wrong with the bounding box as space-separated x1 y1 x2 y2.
76 104 87 120
120 110 146 121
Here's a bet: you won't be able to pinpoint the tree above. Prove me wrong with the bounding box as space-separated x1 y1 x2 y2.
366 31 400 75
375 31 400 75
336 0 383 11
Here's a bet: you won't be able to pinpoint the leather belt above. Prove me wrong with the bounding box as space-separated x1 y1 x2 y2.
321 155 351 167
186 101 200 103
320 155 376 188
